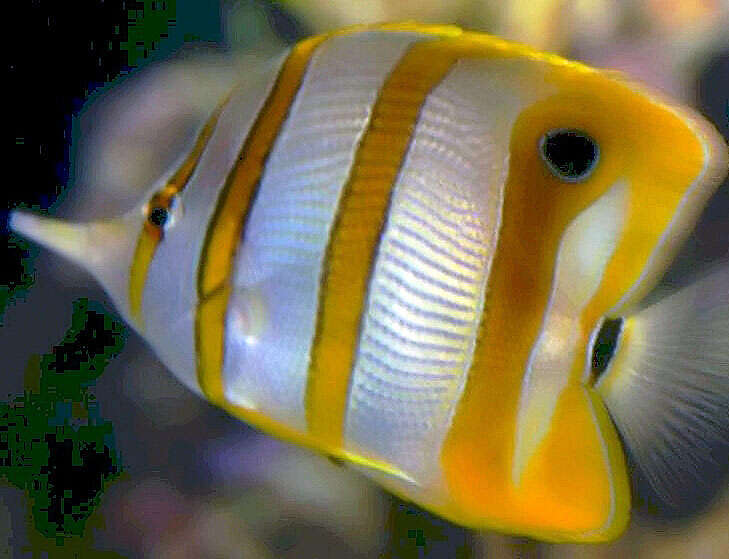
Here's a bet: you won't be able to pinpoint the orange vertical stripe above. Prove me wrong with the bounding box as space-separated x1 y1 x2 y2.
302 28 567 449
195 36 326 404
129 92 231 324
304 41 461 448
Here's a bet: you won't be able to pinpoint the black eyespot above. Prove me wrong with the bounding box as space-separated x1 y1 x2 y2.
539 129 599 182
590 317 623 383
147 206 169 228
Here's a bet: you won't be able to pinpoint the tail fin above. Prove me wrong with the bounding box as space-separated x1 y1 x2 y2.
596 264 729 509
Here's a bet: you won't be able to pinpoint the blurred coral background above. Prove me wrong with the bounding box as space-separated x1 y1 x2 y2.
5 1 729 557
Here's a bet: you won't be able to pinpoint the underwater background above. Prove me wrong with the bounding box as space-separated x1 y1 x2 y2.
4 1 729 557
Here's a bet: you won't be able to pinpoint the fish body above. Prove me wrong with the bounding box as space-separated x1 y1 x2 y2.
10 23 729 542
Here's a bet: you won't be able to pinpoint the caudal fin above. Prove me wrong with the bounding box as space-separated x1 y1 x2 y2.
596 265 729 508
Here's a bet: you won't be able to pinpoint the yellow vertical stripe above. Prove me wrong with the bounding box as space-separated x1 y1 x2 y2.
129 93 231 324
438 57 640 538
195 36 326 404
304 41 462 448
302 27 575 449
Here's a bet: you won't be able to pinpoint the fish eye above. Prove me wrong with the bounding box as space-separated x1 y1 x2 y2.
147 206 169 228
539 129 599 182
145 195 182 231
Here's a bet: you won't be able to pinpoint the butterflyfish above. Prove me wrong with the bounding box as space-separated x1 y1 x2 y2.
9 23 729 542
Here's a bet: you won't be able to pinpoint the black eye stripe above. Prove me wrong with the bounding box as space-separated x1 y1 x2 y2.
539 129 599 182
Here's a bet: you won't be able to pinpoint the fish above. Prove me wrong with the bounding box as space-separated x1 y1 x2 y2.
8 22 729 542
